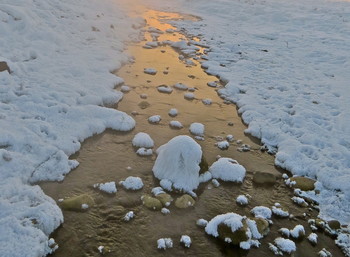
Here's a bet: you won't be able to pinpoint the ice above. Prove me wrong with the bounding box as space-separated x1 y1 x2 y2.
209 157 246 182
251 206 272 219
93 182 117 194
180 235 191 248
168 108 178 117
274 238 296 254
236 195 249 206
132 132 154 148
157 238 173 250
189 123 205 136
184 92 195 100
153 135 202 192
136 147 153 156
169 120 183 129
174 83 188 90
144 68 157 75
148 115 161 124
124 211 135 222
120 176 144 190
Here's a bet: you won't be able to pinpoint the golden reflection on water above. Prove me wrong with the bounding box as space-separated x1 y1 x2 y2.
40 8 343 257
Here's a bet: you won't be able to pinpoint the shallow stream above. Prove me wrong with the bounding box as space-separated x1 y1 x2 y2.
40 9 343 257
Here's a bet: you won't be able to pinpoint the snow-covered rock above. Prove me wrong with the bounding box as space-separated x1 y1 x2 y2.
124 211 135 222
251 206 272 220
307 233 318 245
136 148 153 156
202 99 212 105
169 120 183 129
272 206 289 218
189 123 205 136
132 132 154 148
148 115 161 124
144 68 157 75
174 83 188 90
180 235 192 248
153 136 202 192
209 158 246 182
274 238 296 254
161 208 170 214
184 92 195 100
168 108 178 117
196 219 208 227
120 176 144 190
217 141 229 150
236 195 249 206
157 238 173 250
157 85 173 94
290 225 305 239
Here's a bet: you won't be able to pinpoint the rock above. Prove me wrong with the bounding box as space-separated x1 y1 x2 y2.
60 194 94 211
142 195 162 211
199 155 208 173
327 220 341 230
138 101 150 109
290 177 316 191
253 217 270 236
175 194 195 209
0 61 10 73
217 222 249 245
315 219 326 230
156 193 173 207
253 172 276 185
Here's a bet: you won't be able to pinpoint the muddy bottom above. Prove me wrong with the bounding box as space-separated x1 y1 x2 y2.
40 9 343 257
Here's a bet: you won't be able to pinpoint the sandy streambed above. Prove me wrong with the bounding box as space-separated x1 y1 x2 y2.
40 9 343 257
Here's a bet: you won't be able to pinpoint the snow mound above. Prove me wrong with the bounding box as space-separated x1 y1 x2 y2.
197 219 208 227
217 141 229 150
209 158 246 182
189 123 205 136
202 99 212 105
93 182 117 194
120 176 144 190
132 132 154 148
153 135 202 192
124 211 135 222
170 120 183 129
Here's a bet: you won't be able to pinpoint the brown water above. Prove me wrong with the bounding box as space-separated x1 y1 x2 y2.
40 9 343 257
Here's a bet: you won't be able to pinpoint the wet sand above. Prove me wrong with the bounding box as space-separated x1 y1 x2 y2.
40 9 343 257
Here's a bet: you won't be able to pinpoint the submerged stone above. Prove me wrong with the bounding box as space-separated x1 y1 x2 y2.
217 222 249 245
327 220 341 230
60 194 94 212
138 101 151 109
175 194 195 209
253 172 276 185
142 195 162 211
253 217 270 236
290 177 316 191
156 193 173 207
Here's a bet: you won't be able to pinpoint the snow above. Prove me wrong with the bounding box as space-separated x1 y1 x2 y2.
124 211 135 222
318 248 332 257
132 132 154 148
157 238 173 250
307 233 318 245
184 92 195 100
93 182 117 194
209 157 246 182
217 141 229 150
98 246 104 254
136 147 153 156
199 171 212 183
81 204 89 210
207 81 218 88
226 135 234 142
236 195 249 206
153 136 202 192
205 213 244 238
274 238 296 254
156 0 350 224
292 196 308 207
169 120 183 129
251 206 272 220
144 68 157 75
196 218 208 227
151 187 165 196
148 115 161 124
120 176 144 190
180 235 192 248
189 123 205 136
160 179 173 191
272 206 289 218
290 225 305 239
168 108 178 117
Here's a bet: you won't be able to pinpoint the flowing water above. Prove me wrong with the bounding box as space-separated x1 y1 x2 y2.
40 9 343 257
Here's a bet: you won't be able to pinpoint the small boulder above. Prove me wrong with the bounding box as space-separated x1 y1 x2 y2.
156 193 173 207
253 172 276 185
142 195 162 211
175 194 195 209
327 220 341 230
290 177 316 191
60 194 94 212
253 217 270 236
217 222 249 245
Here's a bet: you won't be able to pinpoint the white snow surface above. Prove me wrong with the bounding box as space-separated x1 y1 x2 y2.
120 176 144 190
132 132 154 148
209 157 246 182
146 0 350 224
0 0 140 255
153 136 202 192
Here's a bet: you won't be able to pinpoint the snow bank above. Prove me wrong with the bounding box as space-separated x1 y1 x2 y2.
132 132 154 148
153 135 202 192
209 158 246 182
152 0 350 224
0 0 140 255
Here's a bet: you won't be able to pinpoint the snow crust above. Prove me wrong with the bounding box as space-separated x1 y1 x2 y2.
152 0 350 224
132 132 154 148
209 158 246 182
0 0 139 255
153 135 202 192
